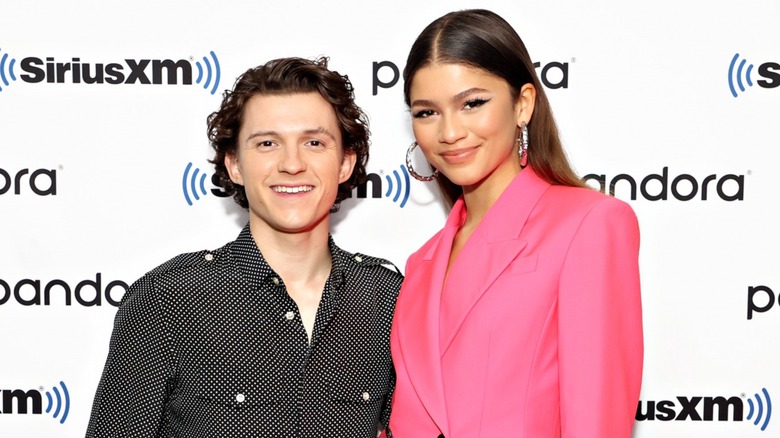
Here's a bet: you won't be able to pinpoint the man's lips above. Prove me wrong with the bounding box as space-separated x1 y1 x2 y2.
271 185 314 194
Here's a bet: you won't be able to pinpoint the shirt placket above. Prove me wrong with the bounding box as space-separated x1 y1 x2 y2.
269 272 340 438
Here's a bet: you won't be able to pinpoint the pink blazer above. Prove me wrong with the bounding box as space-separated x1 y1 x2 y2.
388 168 643 437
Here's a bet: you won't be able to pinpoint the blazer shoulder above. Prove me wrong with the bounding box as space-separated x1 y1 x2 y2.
546 185 637 219
543 186 640 254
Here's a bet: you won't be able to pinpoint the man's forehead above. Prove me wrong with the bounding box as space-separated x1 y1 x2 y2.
239 92 340 136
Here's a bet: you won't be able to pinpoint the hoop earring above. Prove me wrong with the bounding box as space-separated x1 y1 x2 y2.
406 142 439 182
518 122 529 168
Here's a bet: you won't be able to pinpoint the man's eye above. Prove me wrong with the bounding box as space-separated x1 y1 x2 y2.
308 140 323 147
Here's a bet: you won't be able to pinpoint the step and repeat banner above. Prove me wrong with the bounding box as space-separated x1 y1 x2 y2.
1 0 778 436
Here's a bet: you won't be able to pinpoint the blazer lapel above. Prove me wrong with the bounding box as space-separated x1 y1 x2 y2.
440 168 550 354
396 202 464 436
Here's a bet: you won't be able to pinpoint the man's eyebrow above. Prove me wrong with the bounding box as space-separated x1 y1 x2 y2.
245 130 278 142
302 127 337 140
245 127 337 142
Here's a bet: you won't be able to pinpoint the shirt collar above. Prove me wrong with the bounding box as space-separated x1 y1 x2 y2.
231 223 346 292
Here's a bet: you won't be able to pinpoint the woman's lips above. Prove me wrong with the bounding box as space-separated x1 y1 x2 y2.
440 146 479 164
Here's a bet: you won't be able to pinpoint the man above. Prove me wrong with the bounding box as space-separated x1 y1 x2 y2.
87 57 402 437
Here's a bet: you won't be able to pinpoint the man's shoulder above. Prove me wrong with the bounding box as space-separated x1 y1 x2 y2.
334 245 404 283
119 241 235 307
144 241 232 280
333 246 403 312
127 241 236 297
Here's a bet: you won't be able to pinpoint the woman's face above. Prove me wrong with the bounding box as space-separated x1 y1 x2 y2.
409 63 534 193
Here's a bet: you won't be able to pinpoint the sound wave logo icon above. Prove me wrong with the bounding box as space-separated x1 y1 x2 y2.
747 388 772 432
195 51 221 95
182 162 208 206
43 381 70 424
384 164 410 208
728 53 754 97
350 164 413 208
0 48 17 92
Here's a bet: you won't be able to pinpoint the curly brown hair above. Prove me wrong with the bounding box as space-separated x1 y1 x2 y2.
207 56 369 211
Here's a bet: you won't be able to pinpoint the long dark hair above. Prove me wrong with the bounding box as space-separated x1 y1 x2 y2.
404 9 586 207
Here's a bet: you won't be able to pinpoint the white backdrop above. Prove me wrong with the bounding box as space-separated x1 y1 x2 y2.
1 1 778 436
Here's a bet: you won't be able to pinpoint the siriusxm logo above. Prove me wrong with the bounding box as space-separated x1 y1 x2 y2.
0 381 70 424
371 59 571 95
347 165 411 208
583 167 744 201
636 388 772 432
181 162 230 206
728 53 780 97
0 48 221 94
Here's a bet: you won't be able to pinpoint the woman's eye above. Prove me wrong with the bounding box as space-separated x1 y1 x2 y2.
413 109 435 119
464 98 489 110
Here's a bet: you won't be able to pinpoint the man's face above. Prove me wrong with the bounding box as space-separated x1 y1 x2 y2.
225 92 356 235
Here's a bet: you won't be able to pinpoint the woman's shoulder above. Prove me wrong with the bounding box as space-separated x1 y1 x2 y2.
546 184 634 215
537 185 638 236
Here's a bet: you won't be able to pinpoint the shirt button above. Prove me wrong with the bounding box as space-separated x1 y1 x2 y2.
272 277 280 285
204 253 214 261
362 391 370 401
285 311 295 320
236 393 245 403
354 255 363 262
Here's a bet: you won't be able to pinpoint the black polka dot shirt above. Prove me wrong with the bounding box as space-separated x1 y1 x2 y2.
86 224 402 437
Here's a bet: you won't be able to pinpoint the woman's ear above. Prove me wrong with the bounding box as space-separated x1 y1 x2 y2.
515 83 537 127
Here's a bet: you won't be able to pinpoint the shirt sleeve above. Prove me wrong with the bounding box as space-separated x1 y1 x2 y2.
379 368 396 430
558 198 643 437
86 274 175 437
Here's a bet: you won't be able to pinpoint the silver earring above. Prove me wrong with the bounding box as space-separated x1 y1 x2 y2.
406 142 439 182
518 122 529 167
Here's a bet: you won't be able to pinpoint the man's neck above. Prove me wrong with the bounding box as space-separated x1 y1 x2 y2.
247 217 333 343
247 217 333 283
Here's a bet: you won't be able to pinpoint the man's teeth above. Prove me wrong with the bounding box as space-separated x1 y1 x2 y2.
273 186 313 193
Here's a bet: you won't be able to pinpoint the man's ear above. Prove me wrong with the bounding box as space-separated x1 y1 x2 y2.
224 152 244 185
339 150 357 183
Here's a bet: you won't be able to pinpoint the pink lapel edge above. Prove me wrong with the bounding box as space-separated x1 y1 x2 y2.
395 200 465 435
438 167 550 353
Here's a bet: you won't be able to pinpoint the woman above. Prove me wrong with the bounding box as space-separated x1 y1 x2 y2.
388 9 643 438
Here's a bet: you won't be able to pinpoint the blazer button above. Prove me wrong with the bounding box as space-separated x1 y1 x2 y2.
437 435 445 438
